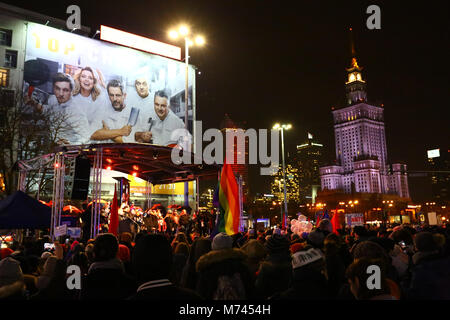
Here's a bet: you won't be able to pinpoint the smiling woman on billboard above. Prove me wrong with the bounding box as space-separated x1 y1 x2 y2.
72 67 108 125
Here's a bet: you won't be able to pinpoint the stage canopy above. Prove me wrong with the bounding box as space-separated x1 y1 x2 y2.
55 143 219 185
0 191 51 229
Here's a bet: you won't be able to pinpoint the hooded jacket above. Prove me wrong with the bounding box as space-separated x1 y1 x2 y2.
196 248 253 300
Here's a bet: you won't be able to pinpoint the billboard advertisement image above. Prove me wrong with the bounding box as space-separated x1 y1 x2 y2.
22 22 195 147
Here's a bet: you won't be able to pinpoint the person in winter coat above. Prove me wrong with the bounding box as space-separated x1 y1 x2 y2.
405 231 450 299
80 233 136 300
32 253 74 300
323 233 347 298
0 257 26 300
128 234 201 300
275 246 330 300
170 242 190 286
195 233 253 300
240 239 267 283
180 237 211 290
255 234 292 299
346 257 397 300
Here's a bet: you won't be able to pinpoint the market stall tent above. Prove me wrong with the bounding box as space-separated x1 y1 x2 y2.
0 191 51 229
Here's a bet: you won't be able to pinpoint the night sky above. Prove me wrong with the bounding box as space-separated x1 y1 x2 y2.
4 0 450 202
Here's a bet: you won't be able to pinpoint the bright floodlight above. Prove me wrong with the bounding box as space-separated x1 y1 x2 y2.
187 39 194 47
273 123 280 129
179 25 189 36
195 35 205 46
169 30 179 39
286 124 292 130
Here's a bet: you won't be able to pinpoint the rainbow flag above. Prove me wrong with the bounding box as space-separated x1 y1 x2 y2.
213 162 240 235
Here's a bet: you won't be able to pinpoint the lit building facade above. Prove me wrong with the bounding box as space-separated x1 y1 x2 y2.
295 133 323 203
320 52 410 198
271 164 300 203
427 148 450 204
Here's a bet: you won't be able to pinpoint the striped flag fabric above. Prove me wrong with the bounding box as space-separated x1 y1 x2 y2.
213 162 240 235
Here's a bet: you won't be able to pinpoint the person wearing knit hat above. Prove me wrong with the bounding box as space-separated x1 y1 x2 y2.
255 234 292 299
307 229 325 249
264 234 290 255
318 219 332 234
0 257 25 300
211 232 233 251
240 239 268 282
274 247 329 300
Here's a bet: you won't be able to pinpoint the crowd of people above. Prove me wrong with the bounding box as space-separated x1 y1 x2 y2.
78 203 215 242
1 218 449 300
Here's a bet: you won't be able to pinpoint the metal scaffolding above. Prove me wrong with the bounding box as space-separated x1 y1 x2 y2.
50 152 65 240
90 148 103 239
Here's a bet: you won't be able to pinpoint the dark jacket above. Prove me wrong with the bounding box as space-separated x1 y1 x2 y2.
196 248 253 300
325 251 346 298
274 265 330 300
406 251 450 300
170 253 188 286
180 238 211 290
128 279 201 300
80 258 136 300
255 253 292 299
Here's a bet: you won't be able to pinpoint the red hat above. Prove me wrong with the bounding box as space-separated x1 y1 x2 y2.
0 248 14 260
117 244 130 262
70 240 80 252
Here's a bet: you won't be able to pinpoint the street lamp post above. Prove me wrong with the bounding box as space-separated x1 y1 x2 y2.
169 25 205 207
273 123 292 229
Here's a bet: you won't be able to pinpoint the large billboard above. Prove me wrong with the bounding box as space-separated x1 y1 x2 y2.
22 22 195 147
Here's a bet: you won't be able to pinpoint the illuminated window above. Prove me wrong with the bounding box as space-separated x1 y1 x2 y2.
0 68 9 87
349 73 356 82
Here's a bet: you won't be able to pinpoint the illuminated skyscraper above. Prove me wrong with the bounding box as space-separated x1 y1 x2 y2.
271 164 300 203
296 133 323 203
427 148 450 203
320 32 409 198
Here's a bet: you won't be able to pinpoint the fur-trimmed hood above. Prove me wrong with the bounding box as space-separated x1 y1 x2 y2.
0 281 25 299
196 248 247 272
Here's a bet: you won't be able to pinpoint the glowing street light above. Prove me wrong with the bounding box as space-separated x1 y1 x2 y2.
168 24 206 207
195 35 205 46
272 123 292 230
